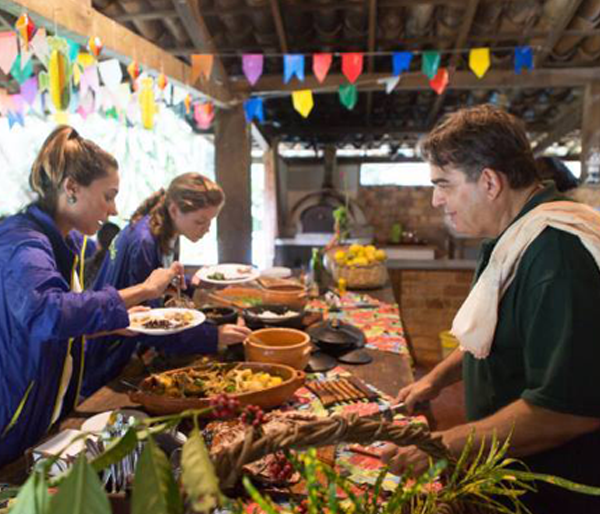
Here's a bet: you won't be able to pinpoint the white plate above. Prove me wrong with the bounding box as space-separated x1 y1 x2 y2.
128 308 206 336
197 263 260 285
260 266 292 279
81 409 149 434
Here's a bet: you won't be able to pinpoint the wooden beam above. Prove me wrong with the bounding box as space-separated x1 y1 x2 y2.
426 0 480 128
365 0 378 128
535 0 585 67
0 0 232 105
171 0 230 89
533 102 582 155
233 68 596 94
115 9 178 23
269 0 288 54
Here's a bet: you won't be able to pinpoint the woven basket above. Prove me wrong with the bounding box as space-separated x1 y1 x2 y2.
331 262 388 289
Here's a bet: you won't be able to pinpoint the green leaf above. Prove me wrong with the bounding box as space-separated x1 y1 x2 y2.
508 469 600 496
181 428 221 512
8 472 50 514
47 454 110 514
90 427 138 473
241 477 279 514
131 436 183 514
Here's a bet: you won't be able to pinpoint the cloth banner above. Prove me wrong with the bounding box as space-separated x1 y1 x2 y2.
191 54 214 83
392 51 412 76
292 89 314 118
514 46 534 74
244 97 264 122
342 52 364 84
339 84 358 110
242 54 264 86
313 53 332 83
469 47 490 78
422 50 441 79
284 54 305 83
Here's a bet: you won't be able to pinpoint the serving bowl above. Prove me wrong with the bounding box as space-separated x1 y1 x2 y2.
244 328 312 370
200 305 238 326
129 362 305 414
243 304 305 330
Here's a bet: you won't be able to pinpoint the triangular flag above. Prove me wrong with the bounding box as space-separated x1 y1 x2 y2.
8 110 24 129
31 28 50 66
392 52 412 76
20 76 38 105
65 38 80 63
422 50 441 80
0 33 19 75
429 68 449 95
283 54 305 83
514 46 533 74
10 54 33 85
191 54 214 83
9 94 24 115
292 90 313 118
339 84 358 110
18 43 32 71
244 97 264 122
139 77 156 129
98 59 122 88
469 48 490 79
77 52 96 69
242 54 264 86
114 82 132 110
194 102 215 129
313 53 332 83
379 75 401 94
341 53 363 84
80 65 100 97
77 91 95 119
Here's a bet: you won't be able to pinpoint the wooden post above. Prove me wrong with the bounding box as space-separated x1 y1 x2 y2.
581 81 600 184
263 141 279 268
215 105 252 263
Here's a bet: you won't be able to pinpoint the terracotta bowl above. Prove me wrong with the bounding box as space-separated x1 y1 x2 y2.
244 328 311 370
262 284 308 309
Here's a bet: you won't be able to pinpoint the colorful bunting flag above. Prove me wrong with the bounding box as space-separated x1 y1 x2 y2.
80 65 100 97
514 46 533 74
127 60 141 81
31 28 50 66
0 33 19 75
157 73 168 91
429 68 449 95
20 76 38 105
99 59 122 88
15 14 35 52
10 54 33 85
379 76 401 94
244 97 264 123
469 48 490 79
49 49 70 111
341 53 363 84
9 94 24 116
77 91 95 119
283 54 305 83
8 110 24 129
339 84 358 110
313 53 332 83
292 90 313 118
392 51 412 76
194 102 215 129
242 54 264 86
191 54 214 83
422 51 441 80
87 36 103 58
139 77 157 129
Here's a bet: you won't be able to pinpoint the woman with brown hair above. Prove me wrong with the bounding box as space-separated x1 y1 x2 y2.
83 173 251 396
0 126 180 467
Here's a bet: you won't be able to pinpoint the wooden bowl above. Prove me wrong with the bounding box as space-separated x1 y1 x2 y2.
261 284 308 309
244 328 311 370
129 362 305 415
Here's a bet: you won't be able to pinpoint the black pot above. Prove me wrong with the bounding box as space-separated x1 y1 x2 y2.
243 304 305 330
200 306 238 326
307 318 365 354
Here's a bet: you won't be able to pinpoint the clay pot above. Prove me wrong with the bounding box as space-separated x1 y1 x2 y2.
244 328 311 370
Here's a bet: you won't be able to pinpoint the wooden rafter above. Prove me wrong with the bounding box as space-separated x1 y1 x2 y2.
0 0 232 105
269 0 288 54
115 9 178 24
232 68 597 94
533 101 583 155
535 0 585 67
365 0 378 128
425 0 480 128
171 0 230 89
0 10 12 29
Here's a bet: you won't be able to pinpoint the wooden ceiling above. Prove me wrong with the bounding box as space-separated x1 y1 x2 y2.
4 0 600 157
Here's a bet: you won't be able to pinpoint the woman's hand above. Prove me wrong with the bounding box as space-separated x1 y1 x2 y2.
143 262 184 299
218 317 252 347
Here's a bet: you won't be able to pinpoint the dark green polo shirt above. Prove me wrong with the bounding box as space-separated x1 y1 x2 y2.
463 183 600 511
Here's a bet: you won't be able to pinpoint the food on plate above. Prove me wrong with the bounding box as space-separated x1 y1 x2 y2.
164 295 197 309
250 309 299 319
207 272 226 281
146 363 284 398
131 310 195 330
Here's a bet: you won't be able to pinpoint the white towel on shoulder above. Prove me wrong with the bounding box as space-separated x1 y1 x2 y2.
451 201 600 359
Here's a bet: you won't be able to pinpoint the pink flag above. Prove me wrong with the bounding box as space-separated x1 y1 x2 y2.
242 54 264 86
20 76 38 105
194 102 215 129
313 53 332 83
342 53 364 84
0 33 18 75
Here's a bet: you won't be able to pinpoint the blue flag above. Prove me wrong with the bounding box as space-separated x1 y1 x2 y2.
283 54 305 83
514 46 533 74
244 97 264 123
8 111 24 129
392 52 413 76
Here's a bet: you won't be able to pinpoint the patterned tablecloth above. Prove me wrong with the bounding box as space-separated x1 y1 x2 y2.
306 292 410 357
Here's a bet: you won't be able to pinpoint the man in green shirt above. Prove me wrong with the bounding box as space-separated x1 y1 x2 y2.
382 104 600 513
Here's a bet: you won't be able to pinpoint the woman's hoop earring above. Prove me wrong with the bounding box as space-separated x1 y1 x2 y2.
67 195 77 205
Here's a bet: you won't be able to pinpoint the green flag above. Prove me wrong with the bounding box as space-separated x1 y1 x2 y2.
339 84 358 110
422 50 441 80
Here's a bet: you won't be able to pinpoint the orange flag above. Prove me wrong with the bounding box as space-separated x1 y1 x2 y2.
192 54 214 83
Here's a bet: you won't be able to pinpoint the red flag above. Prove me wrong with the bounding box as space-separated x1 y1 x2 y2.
313 53 332 83
430 68 449 95
342 53 363 84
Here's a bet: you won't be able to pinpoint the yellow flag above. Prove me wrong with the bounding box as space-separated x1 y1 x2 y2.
139 77 156 129
469 48 490 79
77 52 96 69
292 89 313 118
49 49 69 111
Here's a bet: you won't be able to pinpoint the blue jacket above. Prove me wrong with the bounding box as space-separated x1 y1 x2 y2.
83 216 218 396
0 205 129 467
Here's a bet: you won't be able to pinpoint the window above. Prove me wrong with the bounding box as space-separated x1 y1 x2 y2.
360 162 433 186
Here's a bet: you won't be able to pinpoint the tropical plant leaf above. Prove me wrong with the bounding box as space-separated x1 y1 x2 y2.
507 469 600 496
241 477 279 514
90 426 138 473
131 436 183 514
181 427 221 512
47 454 110 514
8 472 50 514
